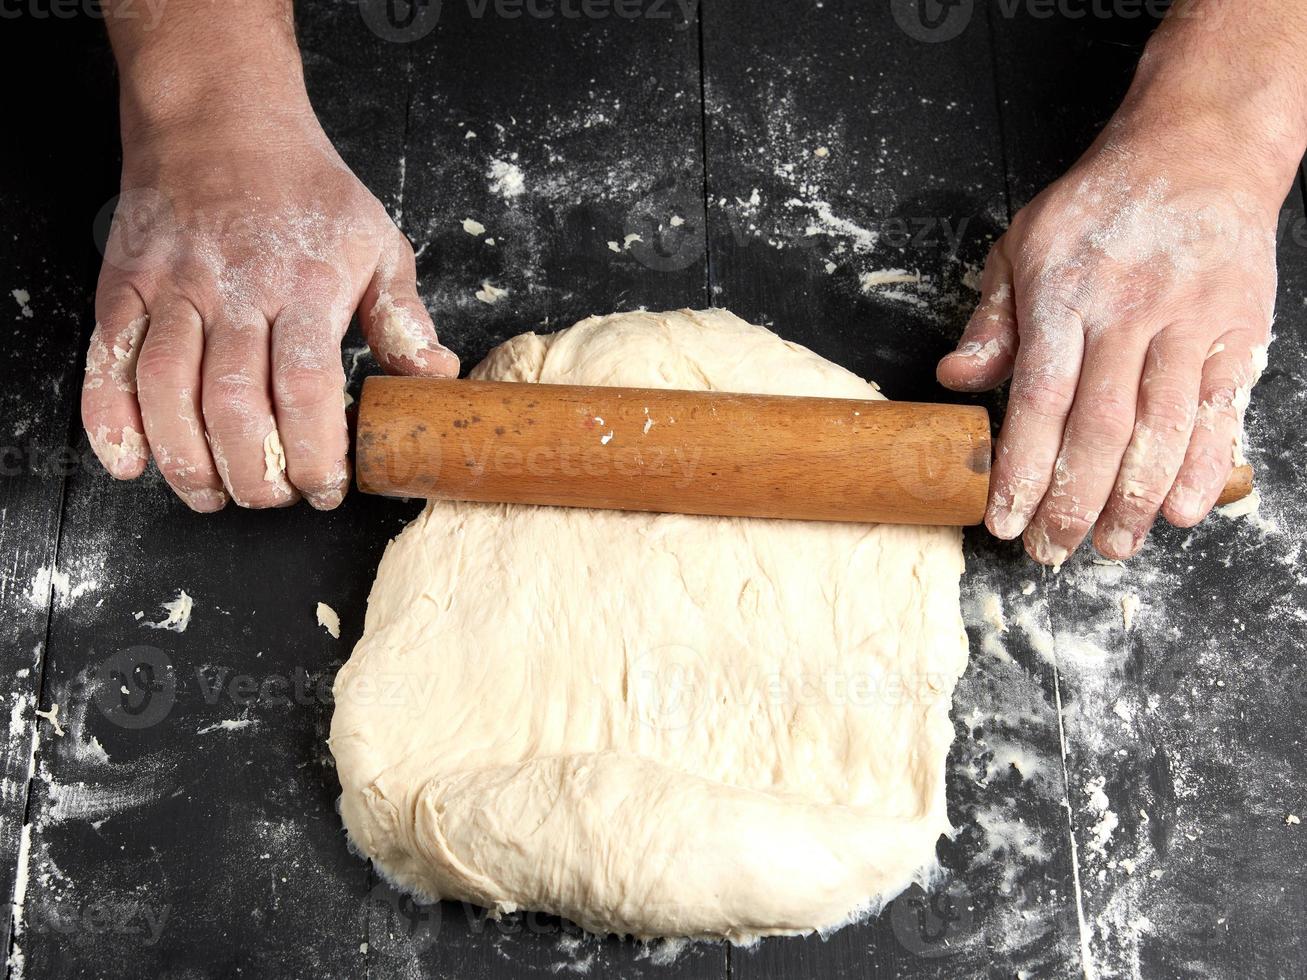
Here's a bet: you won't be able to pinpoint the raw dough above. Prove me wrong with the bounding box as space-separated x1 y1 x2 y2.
329 309 969 941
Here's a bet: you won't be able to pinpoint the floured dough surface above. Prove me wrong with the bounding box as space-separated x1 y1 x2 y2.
330 309 969 941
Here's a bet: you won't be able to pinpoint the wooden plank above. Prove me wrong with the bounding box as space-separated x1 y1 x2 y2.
0 10 122 975
360 2 721 977
11 2 410 977
387 0 711 369
1040 188 1307 980
992 6 1307 978
702 2 1082 977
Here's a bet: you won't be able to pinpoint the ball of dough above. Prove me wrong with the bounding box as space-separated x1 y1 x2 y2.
329 309 968 942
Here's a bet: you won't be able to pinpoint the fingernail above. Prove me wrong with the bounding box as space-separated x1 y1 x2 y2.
181 488 228 513
1099 524 1138 559
988 505 1028 540
1168 485 1203 524
308 488 347 511
427 343 461 376
1023 524 1069 570
90 425 149 479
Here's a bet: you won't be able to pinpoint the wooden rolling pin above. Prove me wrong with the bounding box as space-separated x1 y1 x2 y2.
355 376 1254 527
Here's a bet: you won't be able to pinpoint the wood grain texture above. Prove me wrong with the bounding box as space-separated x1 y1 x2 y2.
8 4 409 978
701 1 1087 978
993 5 1307 980
1 1 1304 979
0 11 122 971
352 2 725 979
356 377 992 524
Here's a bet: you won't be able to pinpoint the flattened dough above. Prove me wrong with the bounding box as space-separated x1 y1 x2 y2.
330 309 969 941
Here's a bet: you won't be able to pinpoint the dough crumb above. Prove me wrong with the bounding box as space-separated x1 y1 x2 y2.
475 281 508 305
197 718 258 736
1287 814 1301 826
35 703 64 737
12 288 33 318
263 430 287 483
144 590 193 633
1216 488 1260 520
317 602 341 639
1120 593 1141 631
981 593 1007 633
462 217 486 236
859 269 920 292
371 292 434 365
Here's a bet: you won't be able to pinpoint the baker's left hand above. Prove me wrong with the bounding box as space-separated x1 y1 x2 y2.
936 126 1278 566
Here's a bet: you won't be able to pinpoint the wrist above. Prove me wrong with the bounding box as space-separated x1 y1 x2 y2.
118 59 315 148
1107 26 1307 206
108 2 313 147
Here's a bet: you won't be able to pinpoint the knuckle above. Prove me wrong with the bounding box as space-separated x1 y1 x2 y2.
289 457 348 498
273 363 345 412
1115 479 1169 514
1070 388 1136 445
1139 385 1196 432
1184 442 1232 483
215 463 294 510
1199 382 1239 411
1088 380 1137 420
287 265 349 308
158 459 207 492
997 456 1053 492
1075 412 1135 451
204 373 260 416
1021 274 1089 326
93 283 139 325
1194 389 1239 433
135 346 189 390
1009 377 1075 420
1038 497 1094 536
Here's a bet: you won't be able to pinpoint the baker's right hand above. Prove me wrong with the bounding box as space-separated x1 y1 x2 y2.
83 103 458 511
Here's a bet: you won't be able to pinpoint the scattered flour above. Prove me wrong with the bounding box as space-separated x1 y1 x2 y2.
142 590 193 633
488 159 525 199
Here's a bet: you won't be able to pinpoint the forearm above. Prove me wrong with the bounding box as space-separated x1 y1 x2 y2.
104 0 311 142
1106 0 1307 198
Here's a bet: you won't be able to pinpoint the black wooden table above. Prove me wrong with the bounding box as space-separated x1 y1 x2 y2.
3 2 1305 977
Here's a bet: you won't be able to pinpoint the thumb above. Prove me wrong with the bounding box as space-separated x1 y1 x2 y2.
361 238 460 378
937 245 1018 392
